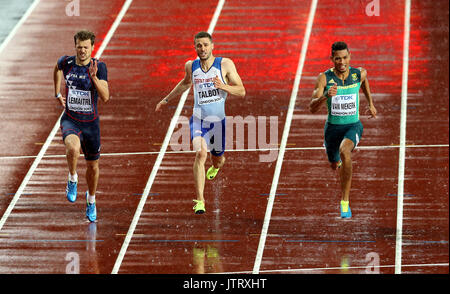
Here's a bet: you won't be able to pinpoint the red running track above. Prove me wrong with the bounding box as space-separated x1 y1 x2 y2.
0 0 447 274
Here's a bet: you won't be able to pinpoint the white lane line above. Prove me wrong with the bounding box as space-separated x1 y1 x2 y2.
0 116 61 231
252 0 318 274
110 0 226 274
0 144 447 161
395 0 411 275
218 262 449 274
0 0 134 232
0 0 40 55
95 0 134 58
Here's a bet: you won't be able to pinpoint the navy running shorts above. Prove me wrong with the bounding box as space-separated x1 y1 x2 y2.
60 114 101 161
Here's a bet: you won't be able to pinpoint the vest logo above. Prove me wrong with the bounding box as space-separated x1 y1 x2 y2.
352 73 358 81
328 78 336 84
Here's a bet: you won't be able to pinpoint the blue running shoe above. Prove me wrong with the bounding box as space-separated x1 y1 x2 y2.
340 201 352 219
66 180 77 203
86 192 97 222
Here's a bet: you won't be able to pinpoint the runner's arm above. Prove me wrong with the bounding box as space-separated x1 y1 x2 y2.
156 61 193 111
92 77 109 103
360 68 377 118
53 63 66 107
309 73 329 113
90 59 110 103
214 58 245 97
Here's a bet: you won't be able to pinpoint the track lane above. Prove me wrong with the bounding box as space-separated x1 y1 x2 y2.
116 0 312 273
262 0 406 273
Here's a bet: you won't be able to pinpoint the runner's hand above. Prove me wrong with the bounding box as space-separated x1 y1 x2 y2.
213 76 224 89
366 104 377 119
327 84 338 98
89 59 98 77
58 95 66 108
155 98 168 112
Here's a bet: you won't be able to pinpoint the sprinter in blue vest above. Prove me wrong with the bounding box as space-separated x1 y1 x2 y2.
53 30 110 222
156 32 245 214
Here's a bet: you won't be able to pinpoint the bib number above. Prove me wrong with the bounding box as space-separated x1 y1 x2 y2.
197 84 223 105
331 94 357 116
67 89 92 113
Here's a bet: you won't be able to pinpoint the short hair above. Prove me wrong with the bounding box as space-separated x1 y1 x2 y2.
194 31 212 43
74 30 95 46
331 41 349 56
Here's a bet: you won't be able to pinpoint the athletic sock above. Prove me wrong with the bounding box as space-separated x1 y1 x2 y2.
69 172 78 183
88 193 96 204
340 200 349 212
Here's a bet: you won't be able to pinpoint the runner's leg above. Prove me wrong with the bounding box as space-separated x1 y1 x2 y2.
193 136 208 202
64 134 81 176
339 138 354 202
86 159 99 197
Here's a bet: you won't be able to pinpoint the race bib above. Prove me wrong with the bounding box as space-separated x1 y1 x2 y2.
67 88 92 113
331 94 357 116
197 82 223 106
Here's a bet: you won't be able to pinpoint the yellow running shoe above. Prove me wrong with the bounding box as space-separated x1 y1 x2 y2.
193 199 205 214
340 200 352 218
193 247 205 266
206 166 219 180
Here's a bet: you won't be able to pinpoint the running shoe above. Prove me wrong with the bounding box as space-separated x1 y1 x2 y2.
206 166 219 180
340 201 352 219
86 192 97 222
66 180 77 203
193 199 205 214
193 247 205 266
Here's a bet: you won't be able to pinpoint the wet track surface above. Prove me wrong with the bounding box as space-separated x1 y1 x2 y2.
0 0 448 274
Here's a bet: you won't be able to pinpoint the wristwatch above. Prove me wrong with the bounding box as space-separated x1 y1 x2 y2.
55 93 62 99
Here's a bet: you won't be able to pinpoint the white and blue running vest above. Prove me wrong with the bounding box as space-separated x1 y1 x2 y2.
192 57 227 121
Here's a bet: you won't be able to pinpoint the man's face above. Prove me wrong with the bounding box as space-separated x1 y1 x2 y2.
195 37 213 60
75 39 93 63
331 49 350 73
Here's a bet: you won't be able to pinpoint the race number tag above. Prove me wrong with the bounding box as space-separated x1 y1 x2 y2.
331 94 357 116
67 89 92 113
197 82 223 106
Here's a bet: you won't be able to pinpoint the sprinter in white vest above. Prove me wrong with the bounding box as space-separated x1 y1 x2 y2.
156 32 245 214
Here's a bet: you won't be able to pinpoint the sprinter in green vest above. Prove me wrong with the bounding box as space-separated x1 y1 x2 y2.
309 41 377 218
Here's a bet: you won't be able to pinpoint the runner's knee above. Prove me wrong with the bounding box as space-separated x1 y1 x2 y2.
213 155 225 168
339 140 354 161
340 148 351 161
195 149 208 163
65 141 80 155
86 160 99 172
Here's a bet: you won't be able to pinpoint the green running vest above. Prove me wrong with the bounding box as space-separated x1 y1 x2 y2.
324 67 361 125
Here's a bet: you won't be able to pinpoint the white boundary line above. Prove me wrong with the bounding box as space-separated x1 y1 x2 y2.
110 0 226 274
395 0 411 275
0 0 41 55
0 144 447 160
0 0 134 232
217 262 449 274
96 0 134 58
252 0 318 274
